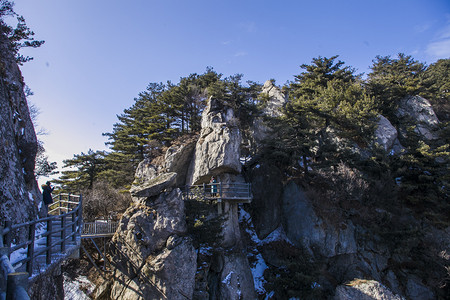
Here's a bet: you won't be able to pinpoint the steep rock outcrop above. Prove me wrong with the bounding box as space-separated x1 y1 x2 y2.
247 162 283 239
164 140 196 186
395 95 440 140
0 29 39 226
250 80 287 145
281 181 357 258
109 188 196 299
188 97 241 185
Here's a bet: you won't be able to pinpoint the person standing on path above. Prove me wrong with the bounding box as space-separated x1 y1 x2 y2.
42 181 54 214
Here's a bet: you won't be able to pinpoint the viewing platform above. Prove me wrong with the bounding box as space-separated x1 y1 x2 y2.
183 182 252 204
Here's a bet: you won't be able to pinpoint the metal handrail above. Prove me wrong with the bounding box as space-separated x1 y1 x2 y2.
183 182 252 201
1 194 82 277
82 221 119 237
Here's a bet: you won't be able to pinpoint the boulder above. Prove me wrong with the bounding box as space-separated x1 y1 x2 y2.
334 279 405 300
164 140 196 186
130 172 177 198
188 97 241 185
396 95 440 140
134 158 160 183
281 181 357 258
374 115 400 152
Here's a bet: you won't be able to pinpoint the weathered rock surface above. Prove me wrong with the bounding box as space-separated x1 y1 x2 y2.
164 140 196 186
282 181 357 257
334 280 405 300
219 253 256 300
374 115 400 152
109 188 196 299
188 97 241 185
129 172 177 198
0 29 39 226
250 80 287 145
396 95 440 140
260 80 286 118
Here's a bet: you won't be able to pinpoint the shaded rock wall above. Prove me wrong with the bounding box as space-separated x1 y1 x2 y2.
0 28 39 228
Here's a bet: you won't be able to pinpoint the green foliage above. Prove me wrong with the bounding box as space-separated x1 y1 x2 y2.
0 0 44 64
185 188 224 248
367 53 426 119
423 58 450 122
266 55 377 172
263 241 325 299
54 149 107 193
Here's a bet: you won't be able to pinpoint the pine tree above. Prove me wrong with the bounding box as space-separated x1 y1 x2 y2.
270 56 377 172
54 149 107 192
367 53 426 119
423 58 450 122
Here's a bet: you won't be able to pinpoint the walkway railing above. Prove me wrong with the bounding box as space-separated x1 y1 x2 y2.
0 194 82 278
82 221 119 238
183 182 252 203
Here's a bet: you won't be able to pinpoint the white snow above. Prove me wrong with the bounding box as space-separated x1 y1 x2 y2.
252 253 268 293
64 274 95 299
222 271 234 284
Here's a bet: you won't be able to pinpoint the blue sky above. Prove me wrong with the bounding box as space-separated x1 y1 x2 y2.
10 0 450 180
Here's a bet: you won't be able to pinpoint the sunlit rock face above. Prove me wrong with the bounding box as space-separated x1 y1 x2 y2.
250 80 287 146
374 115 400 152
110 188 197 299
187 97 241 185
0 31 39 226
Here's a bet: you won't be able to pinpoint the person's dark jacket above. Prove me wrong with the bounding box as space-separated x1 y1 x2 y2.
42 184 54 205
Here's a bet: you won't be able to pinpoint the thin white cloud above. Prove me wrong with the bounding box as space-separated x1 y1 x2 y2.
426 39 450 58
239 21 256 33
234 51 248 57
426 23 450 58
221 40 231 45
414 22 432 33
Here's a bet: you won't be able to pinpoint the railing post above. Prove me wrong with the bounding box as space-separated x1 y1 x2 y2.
6 272 29 300
219 182 222 199
60 215 66 253
71 211 76 242
59 194 62 215
3 221 11 258
78 194 83 237
67 193 71 211
26 224 35 276
46 218 52 265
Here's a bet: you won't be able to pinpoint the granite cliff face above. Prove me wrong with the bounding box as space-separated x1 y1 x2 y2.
0 32 39 227
103 81 448 299
103 97 255 299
